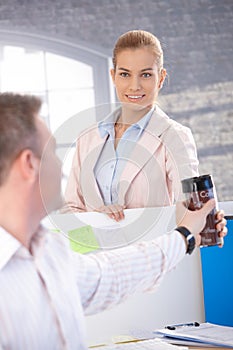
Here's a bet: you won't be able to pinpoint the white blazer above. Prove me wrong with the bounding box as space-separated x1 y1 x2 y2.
63 106 199 212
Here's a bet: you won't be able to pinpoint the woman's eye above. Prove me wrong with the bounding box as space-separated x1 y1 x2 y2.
142 73 152 78
120 72 129 77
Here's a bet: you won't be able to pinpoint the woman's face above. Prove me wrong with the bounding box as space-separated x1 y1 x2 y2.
111 47 166 110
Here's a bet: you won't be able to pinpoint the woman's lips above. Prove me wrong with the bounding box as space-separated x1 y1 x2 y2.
125 94 145 102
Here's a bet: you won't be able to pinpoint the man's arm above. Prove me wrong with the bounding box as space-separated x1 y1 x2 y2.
74 200 226 316
75 229 186 316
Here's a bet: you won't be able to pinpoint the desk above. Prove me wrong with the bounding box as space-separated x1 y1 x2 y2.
89 341 232 349
88 331 233 349
44 207 205 346
179 344 232 349
45 204 232 348
83 208 204 345
85 203 233 344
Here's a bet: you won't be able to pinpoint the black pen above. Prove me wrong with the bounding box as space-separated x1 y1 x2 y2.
165 321 200 330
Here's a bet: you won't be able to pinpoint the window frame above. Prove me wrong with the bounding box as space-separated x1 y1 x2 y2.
0 29 113 106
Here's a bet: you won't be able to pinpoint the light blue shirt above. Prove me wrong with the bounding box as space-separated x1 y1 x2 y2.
94 107 154 205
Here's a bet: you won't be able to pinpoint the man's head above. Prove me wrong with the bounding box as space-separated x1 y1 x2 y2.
0 93 41 185
0 92 62 219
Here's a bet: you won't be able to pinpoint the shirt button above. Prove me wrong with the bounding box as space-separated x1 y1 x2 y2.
106 186 109 190
110 165 114 169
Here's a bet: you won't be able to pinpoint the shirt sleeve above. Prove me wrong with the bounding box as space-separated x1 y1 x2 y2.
73 230 186 315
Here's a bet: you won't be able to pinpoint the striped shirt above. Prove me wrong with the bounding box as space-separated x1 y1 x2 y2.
0 225 186 350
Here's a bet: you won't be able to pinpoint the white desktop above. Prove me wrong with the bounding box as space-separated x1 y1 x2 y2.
44 202 232 346
44 205 207 346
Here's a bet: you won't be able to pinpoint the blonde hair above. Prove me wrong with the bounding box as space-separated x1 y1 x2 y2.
112 30 164 71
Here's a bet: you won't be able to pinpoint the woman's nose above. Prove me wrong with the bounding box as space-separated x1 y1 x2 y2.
129 75 141 91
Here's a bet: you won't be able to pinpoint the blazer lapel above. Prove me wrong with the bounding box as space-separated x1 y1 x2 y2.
83 107 121 209
82 129 108 210
118 107 173 203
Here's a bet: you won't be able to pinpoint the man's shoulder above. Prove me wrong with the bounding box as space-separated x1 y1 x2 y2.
43 227 70 251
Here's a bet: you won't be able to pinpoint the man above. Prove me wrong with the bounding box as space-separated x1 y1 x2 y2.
0 93 227 350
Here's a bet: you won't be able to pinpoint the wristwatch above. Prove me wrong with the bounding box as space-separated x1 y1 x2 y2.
176 226 196 255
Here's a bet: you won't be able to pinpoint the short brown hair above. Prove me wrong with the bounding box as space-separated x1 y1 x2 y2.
0 92 42 185
112 30 164 71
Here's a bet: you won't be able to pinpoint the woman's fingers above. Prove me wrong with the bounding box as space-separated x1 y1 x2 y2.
95 204 125 221
215 210 228 247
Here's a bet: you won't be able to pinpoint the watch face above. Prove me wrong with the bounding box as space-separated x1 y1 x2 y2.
187 236 196 255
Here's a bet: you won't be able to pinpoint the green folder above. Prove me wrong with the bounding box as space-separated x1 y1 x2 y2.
68 225 100 254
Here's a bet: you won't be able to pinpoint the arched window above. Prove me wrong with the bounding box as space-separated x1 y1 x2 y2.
0 30 114 180
0 30 113 131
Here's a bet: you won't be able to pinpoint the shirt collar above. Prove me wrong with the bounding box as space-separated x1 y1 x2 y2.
135 107 154 137
0 225 47 270
0 227 21 270
98 106 154 138
98 108 121 138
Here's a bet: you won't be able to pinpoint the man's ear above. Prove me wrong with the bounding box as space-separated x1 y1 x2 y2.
17 149 40 181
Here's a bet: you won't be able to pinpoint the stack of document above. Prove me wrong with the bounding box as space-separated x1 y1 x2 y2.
155 322 233 348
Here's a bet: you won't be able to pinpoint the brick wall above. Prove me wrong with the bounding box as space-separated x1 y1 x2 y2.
0 0 232 200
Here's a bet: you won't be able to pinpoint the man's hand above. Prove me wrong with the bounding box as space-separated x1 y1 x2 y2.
176 199 227 246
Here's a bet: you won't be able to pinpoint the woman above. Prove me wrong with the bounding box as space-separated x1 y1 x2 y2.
63 30 199 220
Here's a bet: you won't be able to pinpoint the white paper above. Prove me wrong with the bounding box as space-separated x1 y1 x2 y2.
156 322 233 347
43 206 176 250
76 208 146 228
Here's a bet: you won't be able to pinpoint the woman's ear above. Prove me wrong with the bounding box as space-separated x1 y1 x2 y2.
158 68 167 89
110 68 116 85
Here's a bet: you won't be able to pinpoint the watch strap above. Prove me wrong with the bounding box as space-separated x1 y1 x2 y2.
176 226 196 255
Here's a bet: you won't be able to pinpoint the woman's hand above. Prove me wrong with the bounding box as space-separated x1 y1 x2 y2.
95 204 126 221
215 210 227 247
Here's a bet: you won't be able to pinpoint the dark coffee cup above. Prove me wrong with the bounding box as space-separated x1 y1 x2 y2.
181 174 222 247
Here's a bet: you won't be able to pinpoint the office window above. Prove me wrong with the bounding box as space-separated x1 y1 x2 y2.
0 38 112 182
0 45 95 132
